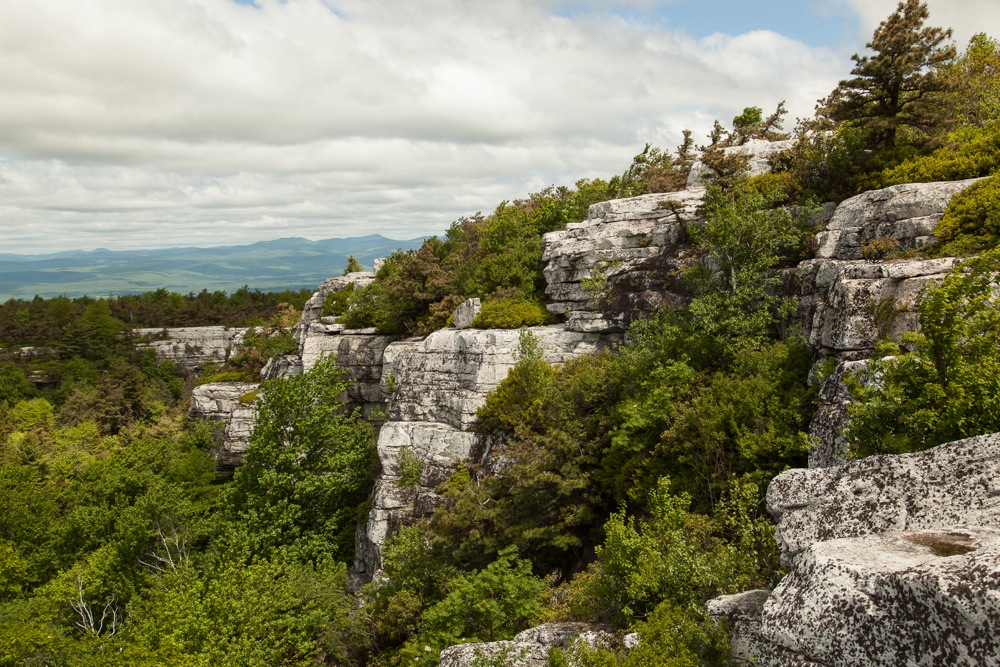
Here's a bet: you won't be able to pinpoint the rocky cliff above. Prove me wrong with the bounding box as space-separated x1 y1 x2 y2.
181 140 997 663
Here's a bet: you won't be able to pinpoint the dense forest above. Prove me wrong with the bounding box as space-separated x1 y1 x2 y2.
3 1 1000 665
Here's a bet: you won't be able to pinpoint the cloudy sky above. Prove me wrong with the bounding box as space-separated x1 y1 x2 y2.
1 0 997 254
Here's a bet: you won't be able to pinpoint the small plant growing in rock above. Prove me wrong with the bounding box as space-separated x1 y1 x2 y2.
860 236 901 261
396 446 423 496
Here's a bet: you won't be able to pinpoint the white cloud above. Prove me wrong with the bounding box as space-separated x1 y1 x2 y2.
845 0 1000 48
0 0 859 253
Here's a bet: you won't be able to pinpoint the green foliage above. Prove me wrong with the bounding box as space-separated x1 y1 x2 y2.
0 363 37 408
880 122 1000 185
397 547 545 665
323 283 356 317
847 249 1000 455
471 295 555 329
821 0 956 151
932 172 1000 255
219 354 376 563
123 558 358 667
945 33 1000 127
344 255 364 275
337 181 620 335
685 179 805 354
396 445 424 494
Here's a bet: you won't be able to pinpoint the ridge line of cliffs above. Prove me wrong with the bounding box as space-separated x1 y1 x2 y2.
160 141 996 666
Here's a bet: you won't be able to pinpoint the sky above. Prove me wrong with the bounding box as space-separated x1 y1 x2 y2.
1 0 998 254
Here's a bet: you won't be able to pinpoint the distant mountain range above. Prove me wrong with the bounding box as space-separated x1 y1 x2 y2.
0 234 427 301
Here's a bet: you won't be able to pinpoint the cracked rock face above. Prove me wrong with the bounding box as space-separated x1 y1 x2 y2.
768 433 1000 565
351 325 617 581
136 326 246 373
188 382 258 473
760 527 1000 667
712 433 1000 667
293 272 375 350
541 190 702 331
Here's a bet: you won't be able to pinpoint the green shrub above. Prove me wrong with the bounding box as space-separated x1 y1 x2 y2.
932 172 1000 256
880 122 1000 185
847 248 1000 455
321 283 355 317
199 370 252 384
471 297 555 329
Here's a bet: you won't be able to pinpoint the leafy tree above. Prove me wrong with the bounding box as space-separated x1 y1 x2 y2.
847 248 1000 455
821 0 956 151
219 354 376 563
946 33 1000 127
685 179 804 354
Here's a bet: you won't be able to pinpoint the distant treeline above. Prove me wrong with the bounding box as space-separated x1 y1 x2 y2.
0 286 313 347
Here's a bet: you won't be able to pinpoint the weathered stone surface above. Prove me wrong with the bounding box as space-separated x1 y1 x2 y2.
188 382 257 422
218 402 257 474
301 328 398 418
795 256 958 357
815 179 981 260
136 326 246 372
357 421 478 575
383 326 614 430
188 382 258 473
758 527 1000 667
439 623 613 667
260 354 302 381
293 271 375 350
806 359 876 468
686 138 796 190
452 298 481 329
768 433 1000 564
541 189 700 328
351 325 617 581
706 590 771 666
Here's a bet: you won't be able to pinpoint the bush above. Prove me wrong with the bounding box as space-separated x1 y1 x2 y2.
847 248 1000 455
322 283 355 317
931 172 1000 256
880 122 1000 185
471 296 554 329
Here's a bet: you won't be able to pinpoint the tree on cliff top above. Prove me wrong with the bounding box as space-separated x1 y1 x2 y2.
821 0 956 151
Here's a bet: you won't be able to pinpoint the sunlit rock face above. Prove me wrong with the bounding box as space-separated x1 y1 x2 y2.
711 433 1000 667
136 326 246 373
351 325 617 583
793 178 979 468
541 190 701 333
187 382 258 474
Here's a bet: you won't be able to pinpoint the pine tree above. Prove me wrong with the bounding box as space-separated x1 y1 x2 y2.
343 255 363 274
821 0 956 150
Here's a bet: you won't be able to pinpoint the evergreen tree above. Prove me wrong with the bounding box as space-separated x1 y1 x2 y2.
821 0 956 150
343 255 363 274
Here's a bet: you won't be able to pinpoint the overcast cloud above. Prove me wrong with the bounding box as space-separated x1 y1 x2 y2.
1 0 997 253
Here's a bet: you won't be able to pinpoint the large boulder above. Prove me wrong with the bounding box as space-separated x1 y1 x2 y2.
760 527 1000 667
712 433 1000 666
768 433 1000 565
541 190 701 332
293 271 375 350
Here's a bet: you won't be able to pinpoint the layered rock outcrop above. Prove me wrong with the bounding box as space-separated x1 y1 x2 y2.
354 326 616 581
188 382 258 474
541 190 700 332
136 326 246 373
712 433 1000 666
